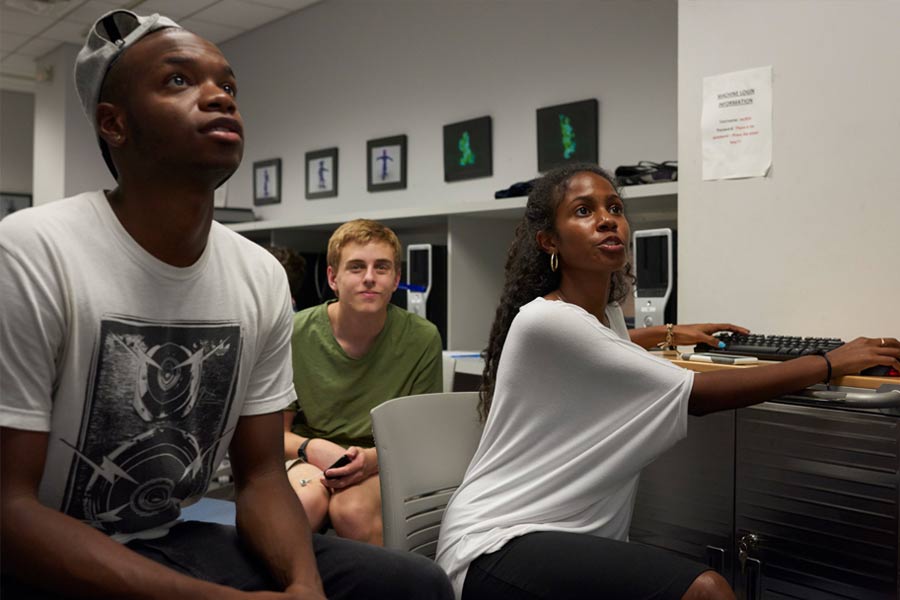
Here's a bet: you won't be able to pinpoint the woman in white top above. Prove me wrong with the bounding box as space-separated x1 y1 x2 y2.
435 164 900 600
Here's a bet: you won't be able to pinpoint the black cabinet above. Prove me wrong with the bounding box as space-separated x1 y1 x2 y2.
630 401 899 600
630 409 736 583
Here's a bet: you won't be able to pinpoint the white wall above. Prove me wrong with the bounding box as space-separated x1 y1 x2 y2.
678 0 900 340
447 214 520 350
0 90 34 193
220 0 678 220
32 43 115 206
32 45 68 205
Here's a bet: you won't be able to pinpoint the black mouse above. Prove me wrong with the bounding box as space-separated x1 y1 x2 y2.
860 365 899 377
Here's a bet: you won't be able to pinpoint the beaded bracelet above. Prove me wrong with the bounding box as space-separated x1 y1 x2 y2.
657 323 675 351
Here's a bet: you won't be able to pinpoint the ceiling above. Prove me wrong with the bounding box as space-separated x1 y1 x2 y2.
0 0 322 92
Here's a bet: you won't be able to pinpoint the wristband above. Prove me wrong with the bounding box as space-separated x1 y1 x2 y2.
817 351 832 387
297 438 314 462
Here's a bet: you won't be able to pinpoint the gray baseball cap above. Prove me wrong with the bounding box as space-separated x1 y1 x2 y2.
74 9 180 177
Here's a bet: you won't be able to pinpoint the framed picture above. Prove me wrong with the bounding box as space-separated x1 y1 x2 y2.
367 135 407 192
253 158 281 205
0 192 32 220
305 148 338 200
443 116 492 182
536 98 599 172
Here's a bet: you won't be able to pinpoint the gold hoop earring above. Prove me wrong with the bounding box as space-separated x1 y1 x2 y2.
550 252 558 272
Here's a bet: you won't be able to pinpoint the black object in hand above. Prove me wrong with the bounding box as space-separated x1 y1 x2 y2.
324 454 352 478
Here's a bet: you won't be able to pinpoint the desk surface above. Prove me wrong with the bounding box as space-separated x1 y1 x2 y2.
446 351 897 391
668 355 896 390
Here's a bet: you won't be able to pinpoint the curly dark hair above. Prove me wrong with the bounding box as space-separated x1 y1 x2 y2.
478 163 634 420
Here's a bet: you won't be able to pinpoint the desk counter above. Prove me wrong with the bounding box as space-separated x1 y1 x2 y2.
666 354 898 390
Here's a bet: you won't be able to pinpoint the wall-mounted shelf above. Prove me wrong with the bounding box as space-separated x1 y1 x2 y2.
227 181 677 234
620 181 677 198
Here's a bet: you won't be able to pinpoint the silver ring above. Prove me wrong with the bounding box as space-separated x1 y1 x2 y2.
881 338 886 347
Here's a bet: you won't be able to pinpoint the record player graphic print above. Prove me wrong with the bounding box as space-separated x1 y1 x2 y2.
61 316 242 535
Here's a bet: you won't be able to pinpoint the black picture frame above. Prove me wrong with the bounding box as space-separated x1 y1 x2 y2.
367 135 407 192
536 98 599 172
253 158 281 206
305 148 338 200
443 116 492 182
0 192 32 220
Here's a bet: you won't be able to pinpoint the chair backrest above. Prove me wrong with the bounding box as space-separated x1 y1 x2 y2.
441 353 456 392
372 391 483 558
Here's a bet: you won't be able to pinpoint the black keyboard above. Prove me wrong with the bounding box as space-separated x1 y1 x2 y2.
694 333 844 361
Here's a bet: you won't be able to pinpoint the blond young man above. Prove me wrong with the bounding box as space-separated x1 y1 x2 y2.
283 220 442 545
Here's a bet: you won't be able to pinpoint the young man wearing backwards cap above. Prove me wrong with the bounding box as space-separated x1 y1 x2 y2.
0 10 452 600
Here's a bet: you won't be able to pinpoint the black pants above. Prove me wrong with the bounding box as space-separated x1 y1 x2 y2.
462 531 710 600
2 521 453 599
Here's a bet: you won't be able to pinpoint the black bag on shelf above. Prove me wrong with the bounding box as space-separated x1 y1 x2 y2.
614 161 677 186
494 178 537 199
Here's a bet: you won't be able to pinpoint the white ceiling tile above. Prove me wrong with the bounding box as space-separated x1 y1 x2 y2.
130 0 220 21
245 0 321 12
42 19 91 44
4 0 79 18
14 35 61 57
0 6 56 34
0 31 30 53
178 18 243 44
191 0 287 30
63 0 129 25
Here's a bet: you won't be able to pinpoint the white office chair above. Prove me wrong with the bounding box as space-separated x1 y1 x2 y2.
441 353 456 393
371 391 483 558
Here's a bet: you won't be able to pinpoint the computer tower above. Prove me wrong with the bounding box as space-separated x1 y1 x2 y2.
633 228 677 327
406 244 447 349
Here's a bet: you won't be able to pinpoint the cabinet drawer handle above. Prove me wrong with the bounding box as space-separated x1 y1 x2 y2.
705 545 725 574
743 557 762 600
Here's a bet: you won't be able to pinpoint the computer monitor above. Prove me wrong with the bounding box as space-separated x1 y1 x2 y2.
633 228 676 328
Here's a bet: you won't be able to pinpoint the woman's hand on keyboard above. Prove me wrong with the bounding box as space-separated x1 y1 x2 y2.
673 323 750 347
827 336 900 376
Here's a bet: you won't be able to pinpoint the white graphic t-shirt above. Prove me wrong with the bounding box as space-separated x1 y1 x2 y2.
0 191 296 542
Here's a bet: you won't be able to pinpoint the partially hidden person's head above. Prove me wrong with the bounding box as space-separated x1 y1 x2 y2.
478 163 633 419
266 245 307 310
326 219 402 311
75 10 243 186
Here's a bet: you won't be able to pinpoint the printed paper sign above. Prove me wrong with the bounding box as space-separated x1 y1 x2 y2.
702 66 773 180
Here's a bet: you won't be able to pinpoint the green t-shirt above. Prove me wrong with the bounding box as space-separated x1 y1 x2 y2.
288 301 443 447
